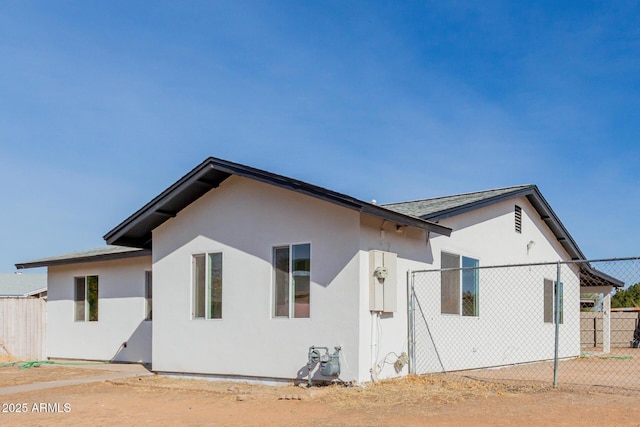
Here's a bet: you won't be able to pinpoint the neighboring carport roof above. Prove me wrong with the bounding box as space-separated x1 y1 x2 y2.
383 184 586 261
104 157 452 248
580 265 624 288
0 273 47 296
16 245 150 269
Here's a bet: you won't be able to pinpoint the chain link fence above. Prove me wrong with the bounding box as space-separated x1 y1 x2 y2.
408 257 640 392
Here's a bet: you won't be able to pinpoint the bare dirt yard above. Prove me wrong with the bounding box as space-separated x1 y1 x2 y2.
1 361 640 426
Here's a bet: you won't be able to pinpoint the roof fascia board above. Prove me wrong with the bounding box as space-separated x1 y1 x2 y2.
581 265 624 288
105 157 451 245
524 190 586 261
16 249 151 270
104 160 221 244
359 205 451 236
216 161 453 234
206 159 450 236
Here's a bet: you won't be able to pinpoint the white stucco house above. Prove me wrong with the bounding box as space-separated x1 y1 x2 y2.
16 157 621 383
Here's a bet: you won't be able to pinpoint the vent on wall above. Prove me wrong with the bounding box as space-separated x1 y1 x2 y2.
515 205 522 233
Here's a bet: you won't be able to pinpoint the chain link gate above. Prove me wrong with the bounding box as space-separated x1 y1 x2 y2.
408 257 640 392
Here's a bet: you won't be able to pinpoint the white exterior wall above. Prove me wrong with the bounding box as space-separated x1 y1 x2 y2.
362 196 581 379
357 214 433 381
427 197 581 370
152 176 363 382
47 256 152 363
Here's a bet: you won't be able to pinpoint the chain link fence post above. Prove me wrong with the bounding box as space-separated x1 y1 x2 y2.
407 269 416 375
553 261 561 388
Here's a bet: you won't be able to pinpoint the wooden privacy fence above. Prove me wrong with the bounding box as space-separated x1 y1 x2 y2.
0 298 46 360
581 311 638 348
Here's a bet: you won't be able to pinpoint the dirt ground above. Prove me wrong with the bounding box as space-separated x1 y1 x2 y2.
2 363 640 426
460 348 640 393
0 363 114 388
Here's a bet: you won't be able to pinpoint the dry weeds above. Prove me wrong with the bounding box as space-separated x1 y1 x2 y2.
108 372 550 408
0 354 18 364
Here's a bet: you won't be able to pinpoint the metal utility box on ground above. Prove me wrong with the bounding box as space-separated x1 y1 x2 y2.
369 250 397 312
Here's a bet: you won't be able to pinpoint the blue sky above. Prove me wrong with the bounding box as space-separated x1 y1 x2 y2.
1 1 639 273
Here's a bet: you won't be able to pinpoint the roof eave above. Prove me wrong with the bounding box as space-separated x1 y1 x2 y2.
105 157 452 247
104 158 223 246
525 189 585 261
581 265 625 288
16 249 151 270
360 205 451 236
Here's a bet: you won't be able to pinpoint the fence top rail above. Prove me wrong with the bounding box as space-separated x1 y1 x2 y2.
410 255 640 274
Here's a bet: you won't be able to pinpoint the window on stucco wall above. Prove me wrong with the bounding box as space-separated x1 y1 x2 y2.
192 253 223 319
145 271 152 321
544 278 563 324
74 275 98 321
273 243 310 318
441 252 479 317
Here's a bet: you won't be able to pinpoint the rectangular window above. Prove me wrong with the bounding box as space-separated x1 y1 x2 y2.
192 253 223 319
273 243 310 318
544 278 563 324
75 275 98 321
462 257 479 316
145 271 152 321
441 253 479 317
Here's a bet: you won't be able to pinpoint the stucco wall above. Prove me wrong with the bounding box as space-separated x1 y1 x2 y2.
357 214 433 381
47 256 152 363
428 196 581 370
362 196 581 379
152 176 363 382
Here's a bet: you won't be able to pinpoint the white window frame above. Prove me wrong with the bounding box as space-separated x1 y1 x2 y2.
272 242 311 319
191 252 223 320
544 278 563 324
74 275 99 322
440 252 479 317
144 270 152 321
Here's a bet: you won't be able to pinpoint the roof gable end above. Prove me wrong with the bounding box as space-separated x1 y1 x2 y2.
383 185 585 261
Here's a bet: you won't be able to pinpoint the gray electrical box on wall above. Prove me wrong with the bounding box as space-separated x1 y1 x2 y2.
369 250 397 312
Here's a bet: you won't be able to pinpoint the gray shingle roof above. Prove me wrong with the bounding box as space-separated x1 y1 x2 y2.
384 185 621 287
382 185 534 220
384 184 584 260
0 273 47 296
16 245 150 269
